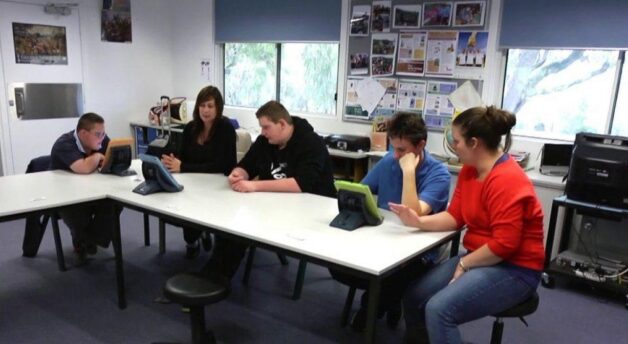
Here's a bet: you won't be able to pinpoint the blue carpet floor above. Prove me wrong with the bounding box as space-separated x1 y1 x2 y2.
1 209 627 343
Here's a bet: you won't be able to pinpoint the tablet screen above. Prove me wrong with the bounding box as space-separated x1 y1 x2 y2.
334 180 382 221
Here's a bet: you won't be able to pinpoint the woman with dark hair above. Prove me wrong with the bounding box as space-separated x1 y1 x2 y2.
161 86 236 259
389 106 545 344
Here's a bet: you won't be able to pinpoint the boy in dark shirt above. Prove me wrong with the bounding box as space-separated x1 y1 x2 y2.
50 112 116 263
202 100 335 280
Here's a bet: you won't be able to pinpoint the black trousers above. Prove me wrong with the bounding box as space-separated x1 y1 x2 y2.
201 234 247 280
183 227 202 245
329 261 430 314
58 202 118 248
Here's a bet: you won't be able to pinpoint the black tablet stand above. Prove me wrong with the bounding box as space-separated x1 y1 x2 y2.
329 189 383 231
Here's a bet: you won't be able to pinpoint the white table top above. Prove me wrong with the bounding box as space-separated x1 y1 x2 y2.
1 161 455 276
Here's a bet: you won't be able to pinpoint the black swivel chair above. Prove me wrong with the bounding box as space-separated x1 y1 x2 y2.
490 291 540 344
161 273 230 344
22 155 67 271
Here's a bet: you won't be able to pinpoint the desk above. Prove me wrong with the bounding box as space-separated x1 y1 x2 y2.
543 195 628 307
1 162 456 343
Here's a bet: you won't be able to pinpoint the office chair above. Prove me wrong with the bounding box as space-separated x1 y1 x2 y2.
490 291 539 344
22 155 67 271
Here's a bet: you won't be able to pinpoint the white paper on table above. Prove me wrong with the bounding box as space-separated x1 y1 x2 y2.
356 77 387 115
448 81 483 112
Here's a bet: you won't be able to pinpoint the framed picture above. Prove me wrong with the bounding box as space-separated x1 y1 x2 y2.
422 2 453 27
392 5 421 29
12 23 68 65
453 1 486 27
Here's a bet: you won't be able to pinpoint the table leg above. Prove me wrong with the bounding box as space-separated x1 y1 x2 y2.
112 204 127 309
365 277 381 344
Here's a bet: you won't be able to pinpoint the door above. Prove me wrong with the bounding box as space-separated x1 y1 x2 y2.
0 1 83 174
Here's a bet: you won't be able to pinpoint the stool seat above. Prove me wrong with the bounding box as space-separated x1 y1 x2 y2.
493 291 539 318
489 291 540 344
164 273 229 306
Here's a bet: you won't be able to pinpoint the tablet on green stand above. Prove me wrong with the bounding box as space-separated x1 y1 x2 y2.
334 180 383 222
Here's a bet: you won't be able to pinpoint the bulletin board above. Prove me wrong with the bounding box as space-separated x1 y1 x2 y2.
344 0 490 130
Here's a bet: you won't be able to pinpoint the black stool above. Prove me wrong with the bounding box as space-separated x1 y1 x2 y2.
163 273 230 344
490 291 539 344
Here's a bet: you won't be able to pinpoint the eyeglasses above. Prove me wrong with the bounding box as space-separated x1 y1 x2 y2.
91 130 106 139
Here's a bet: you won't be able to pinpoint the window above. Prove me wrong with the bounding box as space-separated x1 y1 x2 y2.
502 49 620 140
224 43 339 116
612 59 628 136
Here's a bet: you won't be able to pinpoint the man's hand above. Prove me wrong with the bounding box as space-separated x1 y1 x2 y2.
388 202 421 228
399 152 421 174
228 167 248 185
161 153 181 173
231 180 257 193
92 152 105 168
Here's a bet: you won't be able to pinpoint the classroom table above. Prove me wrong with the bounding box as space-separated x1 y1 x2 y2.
0 162 457 343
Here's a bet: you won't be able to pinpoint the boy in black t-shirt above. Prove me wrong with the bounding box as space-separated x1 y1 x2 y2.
201 101 335 280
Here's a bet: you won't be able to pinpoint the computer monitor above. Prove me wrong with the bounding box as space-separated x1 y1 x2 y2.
100 138 136 176
539 143 573 176
565 132 628 209
132 154 184 195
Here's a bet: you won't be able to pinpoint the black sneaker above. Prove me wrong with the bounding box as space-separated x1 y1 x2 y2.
185 242 200 260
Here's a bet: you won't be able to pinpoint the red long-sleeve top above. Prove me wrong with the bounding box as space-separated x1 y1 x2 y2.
448 157 545 271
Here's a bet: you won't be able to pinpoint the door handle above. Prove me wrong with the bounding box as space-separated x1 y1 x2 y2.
15 88 25 119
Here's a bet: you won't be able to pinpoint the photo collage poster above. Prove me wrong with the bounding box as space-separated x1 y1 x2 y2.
345 0 489 130
12 23 68 65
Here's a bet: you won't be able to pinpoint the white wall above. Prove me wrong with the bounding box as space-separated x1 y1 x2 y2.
0 0 176 174
0 0 554 174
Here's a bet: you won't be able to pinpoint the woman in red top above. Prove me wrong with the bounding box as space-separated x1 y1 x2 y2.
389 106 545 344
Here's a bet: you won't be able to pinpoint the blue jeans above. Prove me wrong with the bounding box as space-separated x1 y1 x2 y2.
403 255 540 344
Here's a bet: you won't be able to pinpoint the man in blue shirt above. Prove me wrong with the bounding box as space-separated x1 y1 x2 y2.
51 113 115 264
332 112 451 331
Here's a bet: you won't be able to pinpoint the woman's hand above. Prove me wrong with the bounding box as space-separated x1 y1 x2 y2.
161 153 181 173
388 202 421 227
449 262 466 284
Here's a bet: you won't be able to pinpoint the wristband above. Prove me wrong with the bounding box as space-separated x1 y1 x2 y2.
458 259 470 272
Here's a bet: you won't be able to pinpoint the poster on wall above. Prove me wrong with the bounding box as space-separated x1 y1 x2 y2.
425 31 457 77
424 81 457 128
101 0 132 43
396 31 426 76
372 78 398 118
350 5 371 36
12 23 68 65
371 1 392 33
453 1 486 27
454 31 488 79
422 2 453 27
397 79 427 116
393 5 421 29
350 52 370 75
371 33 397 76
